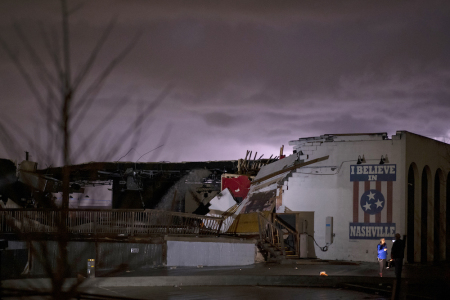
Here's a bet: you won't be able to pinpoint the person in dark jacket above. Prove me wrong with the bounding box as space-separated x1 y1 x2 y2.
377 238 388 277
391 233 405 278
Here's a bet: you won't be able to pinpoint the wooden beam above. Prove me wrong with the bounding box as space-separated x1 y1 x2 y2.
251 155 329 185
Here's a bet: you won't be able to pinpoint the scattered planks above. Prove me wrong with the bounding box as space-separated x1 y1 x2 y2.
237 150 278 175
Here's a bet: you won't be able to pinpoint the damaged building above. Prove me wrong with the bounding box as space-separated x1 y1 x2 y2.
2 130 449 267
0 157 260 215
230 131 450 263
1 160 237 212
0 155 266 274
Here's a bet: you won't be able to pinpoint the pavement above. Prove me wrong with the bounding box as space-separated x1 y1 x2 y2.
1 260 449 299
80 286 391 300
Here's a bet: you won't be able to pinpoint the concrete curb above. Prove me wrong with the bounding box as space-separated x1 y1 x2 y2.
2 275 394 289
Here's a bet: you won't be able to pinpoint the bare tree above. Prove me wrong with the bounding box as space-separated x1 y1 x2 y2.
0 0 170 298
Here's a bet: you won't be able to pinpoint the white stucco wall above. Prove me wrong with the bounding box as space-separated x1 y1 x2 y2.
279 133 406 262
166 238 256 266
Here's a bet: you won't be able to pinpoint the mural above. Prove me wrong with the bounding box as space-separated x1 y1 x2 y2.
349 164 396 239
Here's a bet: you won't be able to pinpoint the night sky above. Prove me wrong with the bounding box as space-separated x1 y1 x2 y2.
1 0 450 166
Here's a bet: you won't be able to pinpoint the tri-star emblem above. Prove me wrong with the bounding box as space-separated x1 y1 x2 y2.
360 189 385 215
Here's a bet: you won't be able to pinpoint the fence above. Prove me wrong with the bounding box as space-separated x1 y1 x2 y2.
257 212 286 256
0 209 224 237
208 203 240 234
273 215 299 258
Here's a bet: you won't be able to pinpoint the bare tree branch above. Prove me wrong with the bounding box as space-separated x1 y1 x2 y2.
13 22 58 89
45 88 63 163
72 18 117 91
130 103 144 154
70 30 142 131
0 121 24 160
67 0 86 15
115 147 137 163
71 97 130 159
0 116 53 164
101 84 172 160
61 0 72 92
0 36 47 108
40 23 64 88
0 0 166 297
149 123 173 162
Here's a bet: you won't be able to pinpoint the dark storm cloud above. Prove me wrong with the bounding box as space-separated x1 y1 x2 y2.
4 0 448 103
1 0 450 163
307 114 391 135
202 112 243 127
111 0 450 113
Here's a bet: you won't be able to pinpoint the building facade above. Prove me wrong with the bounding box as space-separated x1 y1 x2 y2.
254 131 449 262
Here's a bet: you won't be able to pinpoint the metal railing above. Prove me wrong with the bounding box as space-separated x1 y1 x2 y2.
274 215 299 258
257 212 285 256
0 209 224 237
210 203 240 234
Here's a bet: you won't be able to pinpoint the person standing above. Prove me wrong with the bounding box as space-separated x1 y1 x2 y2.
377 238 388 277
391 233 405 278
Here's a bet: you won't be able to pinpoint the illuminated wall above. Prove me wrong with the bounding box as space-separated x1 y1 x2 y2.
274 131 449 262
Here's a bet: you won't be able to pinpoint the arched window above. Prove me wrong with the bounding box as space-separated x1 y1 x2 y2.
434 169 443 261
447 172 450 261
421 166 431 262
407 163 416 263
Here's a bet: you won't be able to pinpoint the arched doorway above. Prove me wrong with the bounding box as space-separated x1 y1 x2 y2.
421 167 431 262
434 169 443 261
447 172 450 261
407 163 417 263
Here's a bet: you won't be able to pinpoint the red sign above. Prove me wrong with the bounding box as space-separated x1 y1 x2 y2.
221 175 251 202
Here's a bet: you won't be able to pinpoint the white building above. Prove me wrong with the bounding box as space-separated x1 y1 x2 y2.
249 131 449 263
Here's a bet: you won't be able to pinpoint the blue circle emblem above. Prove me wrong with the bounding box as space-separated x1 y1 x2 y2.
360 189 385 215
